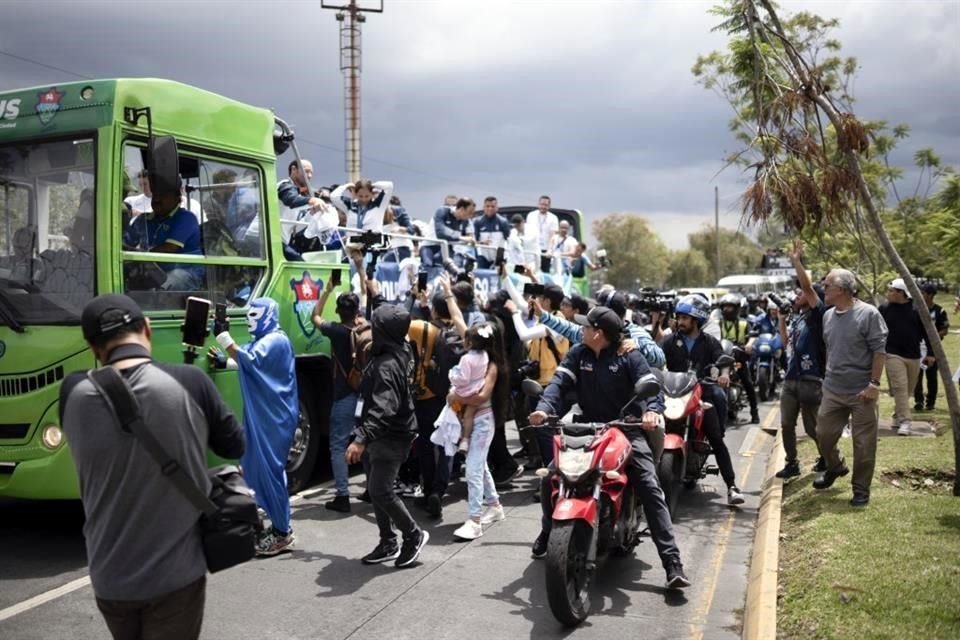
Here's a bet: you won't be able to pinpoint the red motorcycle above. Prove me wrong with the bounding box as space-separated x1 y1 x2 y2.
656 354 734 518
523 377 661 627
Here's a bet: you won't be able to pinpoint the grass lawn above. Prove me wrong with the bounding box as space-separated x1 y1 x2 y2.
778 300 960 640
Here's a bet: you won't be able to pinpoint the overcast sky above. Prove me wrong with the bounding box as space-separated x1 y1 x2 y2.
2 0 958 248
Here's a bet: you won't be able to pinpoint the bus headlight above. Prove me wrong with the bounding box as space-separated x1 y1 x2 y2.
41 424 63 449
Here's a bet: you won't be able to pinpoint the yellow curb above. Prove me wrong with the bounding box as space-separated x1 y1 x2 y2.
742 414 784 640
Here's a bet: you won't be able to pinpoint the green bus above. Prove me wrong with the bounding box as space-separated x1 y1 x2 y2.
0 78 354 498
0 78 593 500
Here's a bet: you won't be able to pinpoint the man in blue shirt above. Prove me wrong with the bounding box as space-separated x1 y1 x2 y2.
473 196 510 269
776 243 827 478
124 188 203 291
424 198 474 267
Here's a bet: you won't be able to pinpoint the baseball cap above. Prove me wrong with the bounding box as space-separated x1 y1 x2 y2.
889 278 911 298
573 305 623 340
600 291 627 319
81 294 146 342
920 282 937 294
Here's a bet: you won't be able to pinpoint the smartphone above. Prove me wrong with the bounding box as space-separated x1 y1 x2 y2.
495 247 505 267
463 256 476 274
417 270 428 293
514 264 527 275
212 303 229 336
182 296 212 347
523 283 545 297
329 269 342 288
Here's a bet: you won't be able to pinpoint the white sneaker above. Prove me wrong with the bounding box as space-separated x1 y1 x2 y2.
897 421 912 436
479 504 505 525
453 520 483 540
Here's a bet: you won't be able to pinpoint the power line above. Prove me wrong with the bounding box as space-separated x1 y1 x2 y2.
0 50 91 80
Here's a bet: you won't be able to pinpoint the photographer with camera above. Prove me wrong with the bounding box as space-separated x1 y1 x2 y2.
775 242 827 478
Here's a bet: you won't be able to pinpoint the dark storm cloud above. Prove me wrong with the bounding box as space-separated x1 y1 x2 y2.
2 0 957 248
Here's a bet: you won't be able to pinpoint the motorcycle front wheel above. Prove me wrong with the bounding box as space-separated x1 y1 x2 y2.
758 367 770 401
546 520 594 626
657 450 683 520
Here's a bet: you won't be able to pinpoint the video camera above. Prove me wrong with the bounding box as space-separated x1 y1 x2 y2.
767 292 792 314
632 288 676 315
596 248 610 269
442 254 475 284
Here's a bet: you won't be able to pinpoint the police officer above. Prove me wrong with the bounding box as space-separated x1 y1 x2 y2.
718 293 760 424
660 296 745 505
528 306 691 590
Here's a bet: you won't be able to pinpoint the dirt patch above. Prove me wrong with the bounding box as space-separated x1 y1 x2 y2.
881 468 956 493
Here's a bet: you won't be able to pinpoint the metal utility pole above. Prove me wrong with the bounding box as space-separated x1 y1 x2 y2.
322 0 383 183
714 185 721 280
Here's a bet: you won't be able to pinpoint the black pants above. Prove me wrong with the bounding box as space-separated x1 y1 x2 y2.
737 366 758 413
701 406 736 487
96 576 206 640
914 364 938 408
364 437 422 544
540 431 681 570
415 395 451 497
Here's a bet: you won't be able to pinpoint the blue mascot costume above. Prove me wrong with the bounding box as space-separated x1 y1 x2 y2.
214 297 299 556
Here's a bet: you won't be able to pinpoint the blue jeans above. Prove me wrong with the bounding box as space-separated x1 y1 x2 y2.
330 393 358 497
465 411 499 519
705 383 728 430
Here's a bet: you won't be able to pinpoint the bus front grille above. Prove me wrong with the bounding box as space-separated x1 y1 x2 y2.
0 365 65 397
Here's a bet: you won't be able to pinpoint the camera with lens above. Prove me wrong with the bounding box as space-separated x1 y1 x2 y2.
767 292 792 314
633 288 675 315
515 359 541 382
596 248 610 269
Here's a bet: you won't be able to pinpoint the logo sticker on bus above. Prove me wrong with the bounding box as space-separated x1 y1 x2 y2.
290 271 322 339
35 87 64 125
0 98 20 129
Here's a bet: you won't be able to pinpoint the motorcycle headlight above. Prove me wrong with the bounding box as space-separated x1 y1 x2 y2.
557 448 594 481
664 396 688 421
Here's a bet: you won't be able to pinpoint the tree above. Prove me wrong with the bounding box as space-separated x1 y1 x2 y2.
592 214 670 290
667 248 712 288
698 0 960 494
687 225 763 283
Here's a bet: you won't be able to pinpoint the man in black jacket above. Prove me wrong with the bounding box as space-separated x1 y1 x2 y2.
914 282 949 411
660 295 744 506
346 293 429 568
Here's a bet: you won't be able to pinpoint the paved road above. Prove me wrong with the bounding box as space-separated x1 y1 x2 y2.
0 401 777 640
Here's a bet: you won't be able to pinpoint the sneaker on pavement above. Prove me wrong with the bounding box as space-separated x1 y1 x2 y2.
813 461 850 490
897 421 912 436
727 485 745 505
453 519 484 540
362 540 400 564
479 504 506 525
426 493 442 519
256 530 295 557
396 529 430 568
325 495 351 513
531 531 549 559
665 563 692 589
775 461 801 479
750 411 760 424
494 465 525 488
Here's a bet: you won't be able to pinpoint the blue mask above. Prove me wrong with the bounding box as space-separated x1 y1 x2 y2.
246 297 279 339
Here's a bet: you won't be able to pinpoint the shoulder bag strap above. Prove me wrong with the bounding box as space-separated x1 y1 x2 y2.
86 367 217 516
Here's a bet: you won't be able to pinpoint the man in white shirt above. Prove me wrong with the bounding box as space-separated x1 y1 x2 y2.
506 214 539 271
526 195 559 272
553 220 578 274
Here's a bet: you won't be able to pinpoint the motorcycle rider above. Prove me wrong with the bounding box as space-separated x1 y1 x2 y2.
718 293 760 424
659 295 745 506
528 306 691 590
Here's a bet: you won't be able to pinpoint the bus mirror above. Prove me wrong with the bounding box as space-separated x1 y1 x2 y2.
147 135 180 197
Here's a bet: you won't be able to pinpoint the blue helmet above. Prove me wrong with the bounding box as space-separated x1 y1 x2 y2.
246 297 279 339
675 295 710 326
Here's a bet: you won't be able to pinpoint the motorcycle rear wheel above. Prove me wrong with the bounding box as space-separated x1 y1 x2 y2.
758 367 770 402
545 520 593 626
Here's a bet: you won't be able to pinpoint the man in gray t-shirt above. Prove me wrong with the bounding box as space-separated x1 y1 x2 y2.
813 269 888 507
60 295 244 640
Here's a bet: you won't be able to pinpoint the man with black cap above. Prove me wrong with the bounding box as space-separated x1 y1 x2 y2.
60 295 244 639
528 306 691 590
345 285 430 568
880 277 931 436
914 282 949 412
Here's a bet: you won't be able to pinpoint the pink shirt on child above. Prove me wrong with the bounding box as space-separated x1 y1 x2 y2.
449 350 489 398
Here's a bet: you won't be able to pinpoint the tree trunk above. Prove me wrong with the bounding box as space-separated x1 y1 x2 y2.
753 0 960 495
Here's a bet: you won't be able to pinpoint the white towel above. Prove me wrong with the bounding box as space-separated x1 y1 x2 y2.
431 405 463 457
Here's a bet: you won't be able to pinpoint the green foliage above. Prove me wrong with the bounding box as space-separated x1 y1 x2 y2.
666 248 712 288
592 214 670 290
687 224 764 283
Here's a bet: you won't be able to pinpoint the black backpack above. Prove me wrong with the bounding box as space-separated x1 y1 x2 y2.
429 326 465 398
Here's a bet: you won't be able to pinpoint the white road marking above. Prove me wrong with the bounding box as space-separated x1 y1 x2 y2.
0 575 91 623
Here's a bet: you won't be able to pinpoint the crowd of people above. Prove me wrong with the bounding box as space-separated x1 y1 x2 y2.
59 163 954 639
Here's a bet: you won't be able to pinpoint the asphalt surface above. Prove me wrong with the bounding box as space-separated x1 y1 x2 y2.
0 401 777 640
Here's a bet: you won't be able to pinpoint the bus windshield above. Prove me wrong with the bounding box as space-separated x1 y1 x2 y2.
0 136 96 327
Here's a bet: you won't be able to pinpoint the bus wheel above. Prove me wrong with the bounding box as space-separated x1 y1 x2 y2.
287 396 320 494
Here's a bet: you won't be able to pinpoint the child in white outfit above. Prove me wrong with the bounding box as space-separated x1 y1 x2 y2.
448 325 493 452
